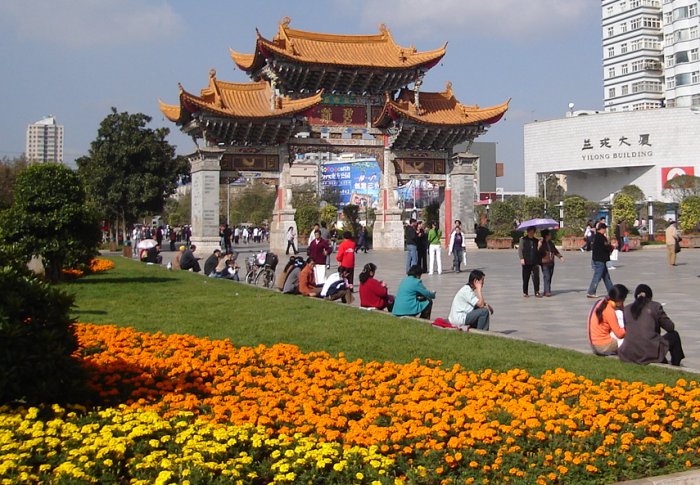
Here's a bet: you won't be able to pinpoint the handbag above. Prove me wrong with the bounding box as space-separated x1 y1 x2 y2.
674 238 681 254
540 251 554 265
610 248 619 261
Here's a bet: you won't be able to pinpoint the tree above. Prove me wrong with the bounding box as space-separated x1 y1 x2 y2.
0 164 101 282
320 204 338 226
291 182 318 208
679 195 700 233
295 206 320 238
521 196 547 220
620 184 645 202
663 175 700 202
488 200 516 237
562 195 589 236
421 201 441 227
163 192 191 227
0 155 28 209
612 193 636 227
229 182 276 225
342 204 361 236
76 108 189 241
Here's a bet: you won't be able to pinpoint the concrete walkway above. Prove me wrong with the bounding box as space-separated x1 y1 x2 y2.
156 243 700 371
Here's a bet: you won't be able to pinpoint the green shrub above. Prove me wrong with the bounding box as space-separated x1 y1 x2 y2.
319 204 338 227
562 195 588 236
612 193 636 227
342 204 361 237
294 205 320 238
0 163 101 282
488 200 516 237
0 265 87 405
679 195 700 232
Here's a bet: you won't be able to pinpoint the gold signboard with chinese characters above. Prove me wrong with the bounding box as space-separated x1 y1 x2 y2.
220 154 279 172
394 158 446 175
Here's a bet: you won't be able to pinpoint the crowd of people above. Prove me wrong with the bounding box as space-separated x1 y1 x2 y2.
132 215 689 369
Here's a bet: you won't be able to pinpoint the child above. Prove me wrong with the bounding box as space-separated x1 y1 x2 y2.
622 231 630 252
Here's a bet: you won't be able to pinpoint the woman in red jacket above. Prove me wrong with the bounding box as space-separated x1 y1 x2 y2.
359 263 394 311
336 231 356 286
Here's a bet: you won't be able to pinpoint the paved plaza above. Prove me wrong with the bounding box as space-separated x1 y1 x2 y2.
160 243 700 371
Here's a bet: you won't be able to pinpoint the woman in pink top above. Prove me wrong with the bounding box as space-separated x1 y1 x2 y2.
588 284 628 355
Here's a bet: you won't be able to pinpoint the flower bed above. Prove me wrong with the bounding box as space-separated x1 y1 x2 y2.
61 258 116 279
1 323 699 484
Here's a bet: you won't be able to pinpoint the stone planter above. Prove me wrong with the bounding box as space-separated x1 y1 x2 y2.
486 237 513 249
561 236 585 251
680 234 700 248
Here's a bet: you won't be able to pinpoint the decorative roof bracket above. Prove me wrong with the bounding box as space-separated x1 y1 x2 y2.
263 61 280 111
414 72 424 114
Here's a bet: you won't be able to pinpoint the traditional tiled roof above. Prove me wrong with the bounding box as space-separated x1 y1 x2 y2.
230 17 446 71
374 82 510 127
159 69 322 123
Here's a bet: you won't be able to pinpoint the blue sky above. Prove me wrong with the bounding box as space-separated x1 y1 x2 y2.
0 0 602 190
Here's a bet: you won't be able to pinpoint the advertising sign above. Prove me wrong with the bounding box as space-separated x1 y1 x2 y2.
661 166 695 188
320 159 381 208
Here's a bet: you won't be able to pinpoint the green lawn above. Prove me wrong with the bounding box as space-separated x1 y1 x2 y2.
63 256 692 386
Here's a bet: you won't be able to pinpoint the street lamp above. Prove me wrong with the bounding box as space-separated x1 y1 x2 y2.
557 201 564 228
647 196 654 241
541 173 557 215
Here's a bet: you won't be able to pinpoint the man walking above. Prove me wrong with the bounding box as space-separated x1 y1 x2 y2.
587 223 614 298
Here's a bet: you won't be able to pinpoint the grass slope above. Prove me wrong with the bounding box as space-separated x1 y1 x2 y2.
64 257 692 385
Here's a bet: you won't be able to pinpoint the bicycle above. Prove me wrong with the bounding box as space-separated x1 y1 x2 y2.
244 251 278 288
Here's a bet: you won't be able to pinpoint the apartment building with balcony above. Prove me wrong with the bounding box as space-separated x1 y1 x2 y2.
603 0 700 110
602 0 665 111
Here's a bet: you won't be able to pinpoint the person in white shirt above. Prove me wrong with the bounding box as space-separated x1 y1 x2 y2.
320 266 354 304
447 269 493 330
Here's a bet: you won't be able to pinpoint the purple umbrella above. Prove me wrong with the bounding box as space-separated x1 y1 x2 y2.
516 218 560 231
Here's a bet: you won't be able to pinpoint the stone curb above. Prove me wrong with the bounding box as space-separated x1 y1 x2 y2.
614 469 700 484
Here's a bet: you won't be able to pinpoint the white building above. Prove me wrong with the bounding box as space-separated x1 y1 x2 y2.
26 116 64 163
524 108 700 202
602 0 664 112
524 2 700 202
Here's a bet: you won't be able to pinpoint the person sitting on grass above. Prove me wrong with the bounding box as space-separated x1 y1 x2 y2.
299 257 321 297
618 284 685 366
179 245 201 273
587 284 628 356
358 263 394 311
282 258 304 294
320 266 354 304
392 265 436 319
204 249 221 277
447 269 493 331
275 256 297 291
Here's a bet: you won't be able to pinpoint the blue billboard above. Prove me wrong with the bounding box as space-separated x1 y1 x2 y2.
321 159 381 208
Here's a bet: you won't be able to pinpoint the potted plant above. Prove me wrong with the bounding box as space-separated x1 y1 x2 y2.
486 200 516 249
559 195 589 250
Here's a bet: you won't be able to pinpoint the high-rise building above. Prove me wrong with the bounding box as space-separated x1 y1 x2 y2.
26 116 64 163
602 0 700 111
662 0 700 107
602 0 664 111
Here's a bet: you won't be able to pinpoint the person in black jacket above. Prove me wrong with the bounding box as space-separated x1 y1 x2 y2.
587 223 614 298
518 226 541 297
